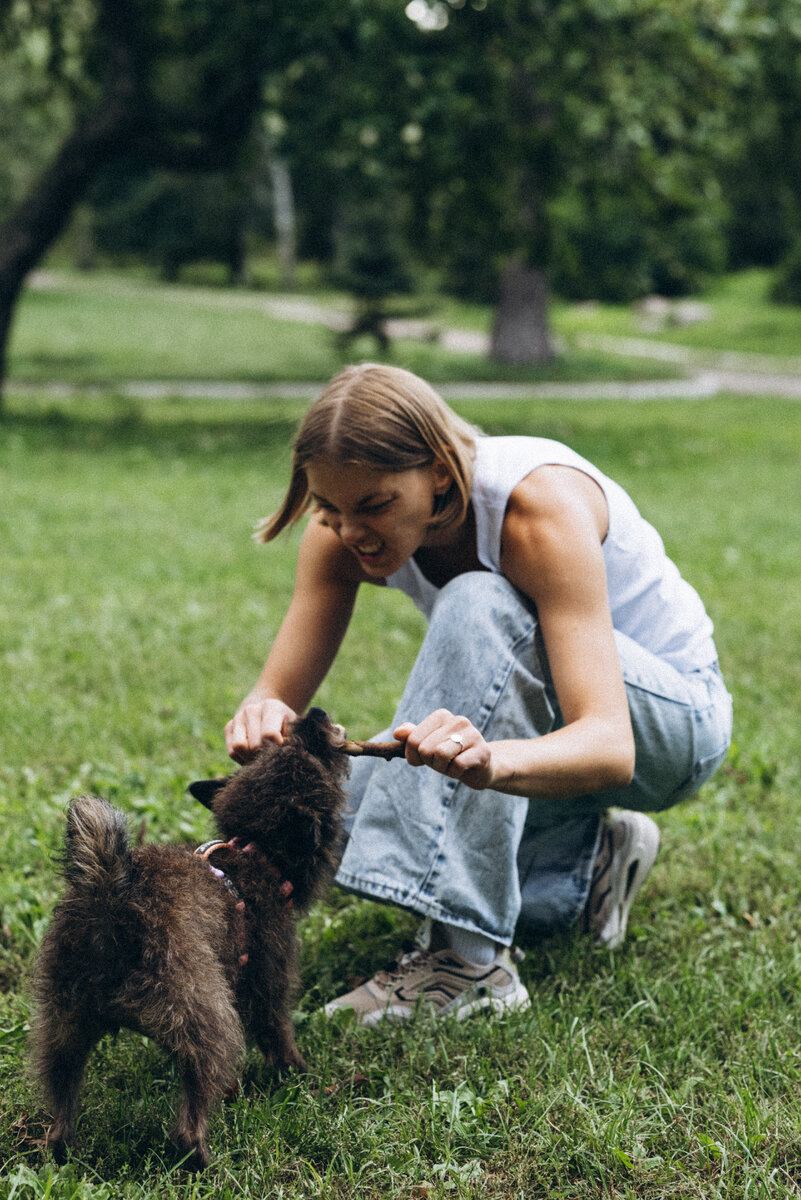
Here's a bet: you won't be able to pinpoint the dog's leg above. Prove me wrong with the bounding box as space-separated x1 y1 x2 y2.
166 994 244 1171
170 1068 214 1172
244 949 308 1075
33 1013 102 1163
272 1015 308 1075
170 1044 239 1172
250 1008 308 1075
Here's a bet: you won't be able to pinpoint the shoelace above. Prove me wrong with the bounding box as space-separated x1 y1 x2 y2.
373 948 430 988
373 944 524 989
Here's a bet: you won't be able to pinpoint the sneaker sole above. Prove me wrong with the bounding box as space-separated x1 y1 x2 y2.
596 812 660 949
329 980 532 1026
445 980 532 1021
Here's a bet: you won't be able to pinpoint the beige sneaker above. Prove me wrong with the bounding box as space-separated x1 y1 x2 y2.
584 811 660 948
323 946 531 1026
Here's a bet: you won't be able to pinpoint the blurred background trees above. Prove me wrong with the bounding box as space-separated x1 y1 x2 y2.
2 0 801 392
0 0 276 392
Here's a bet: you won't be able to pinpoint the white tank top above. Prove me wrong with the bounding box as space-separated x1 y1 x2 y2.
386 435 717 673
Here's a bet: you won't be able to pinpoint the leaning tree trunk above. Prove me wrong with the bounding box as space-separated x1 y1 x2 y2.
0 113 136 407
490 260 554 365
0 2 144 411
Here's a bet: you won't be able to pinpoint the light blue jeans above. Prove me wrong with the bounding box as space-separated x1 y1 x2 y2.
336 573 732 945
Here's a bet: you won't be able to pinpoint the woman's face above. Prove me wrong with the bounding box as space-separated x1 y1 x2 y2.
305 459 453 577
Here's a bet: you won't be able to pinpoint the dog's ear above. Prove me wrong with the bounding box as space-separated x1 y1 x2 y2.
187 778 229 809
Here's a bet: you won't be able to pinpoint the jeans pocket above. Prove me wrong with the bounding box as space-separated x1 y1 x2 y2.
662 742 731 809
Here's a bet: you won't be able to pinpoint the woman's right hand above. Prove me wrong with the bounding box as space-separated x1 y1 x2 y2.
224 697 298 763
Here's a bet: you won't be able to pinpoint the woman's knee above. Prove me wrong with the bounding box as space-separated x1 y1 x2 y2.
431 572 535 642
401 572 549 726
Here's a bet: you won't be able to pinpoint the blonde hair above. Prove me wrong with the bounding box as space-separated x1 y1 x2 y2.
257 364 480 542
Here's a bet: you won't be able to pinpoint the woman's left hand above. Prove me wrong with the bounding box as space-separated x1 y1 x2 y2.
393 709 495 791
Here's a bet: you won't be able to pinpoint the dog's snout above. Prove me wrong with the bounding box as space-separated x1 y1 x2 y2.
306 706 346 742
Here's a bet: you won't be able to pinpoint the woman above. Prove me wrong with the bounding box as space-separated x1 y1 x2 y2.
225 364 732 1025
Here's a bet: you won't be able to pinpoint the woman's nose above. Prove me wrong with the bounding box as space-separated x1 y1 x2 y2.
338 515 368 544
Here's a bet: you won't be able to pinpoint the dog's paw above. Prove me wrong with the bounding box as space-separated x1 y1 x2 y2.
171 1128 210 1172
43 1119 73 1165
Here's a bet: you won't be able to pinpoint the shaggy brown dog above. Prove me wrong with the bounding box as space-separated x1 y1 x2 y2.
31 708 348 1170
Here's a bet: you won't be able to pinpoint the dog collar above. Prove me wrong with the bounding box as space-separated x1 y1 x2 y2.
195 838 235 861
195 840 241 896
194 840 294 909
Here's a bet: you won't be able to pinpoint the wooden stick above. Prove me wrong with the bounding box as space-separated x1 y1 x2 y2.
340 739 405 760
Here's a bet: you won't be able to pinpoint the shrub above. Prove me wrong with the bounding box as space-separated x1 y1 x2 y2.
770 236 801 305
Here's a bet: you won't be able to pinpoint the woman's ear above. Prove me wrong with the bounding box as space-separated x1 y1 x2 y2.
432 457 454 494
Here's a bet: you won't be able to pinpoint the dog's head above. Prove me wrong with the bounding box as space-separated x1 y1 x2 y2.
188 708 349 907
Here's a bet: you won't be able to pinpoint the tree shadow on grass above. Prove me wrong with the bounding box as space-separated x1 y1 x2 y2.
1 397 304 459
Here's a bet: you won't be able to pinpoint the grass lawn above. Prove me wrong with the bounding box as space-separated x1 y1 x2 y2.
558 269 801 361
9 267 799 404
5 269 689 388
1 388 800 1198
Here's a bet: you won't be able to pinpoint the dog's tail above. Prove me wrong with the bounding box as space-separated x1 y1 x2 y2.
63 795 132 902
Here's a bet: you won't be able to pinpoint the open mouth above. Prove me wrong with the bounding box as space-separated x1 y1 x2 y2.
354 540 385 560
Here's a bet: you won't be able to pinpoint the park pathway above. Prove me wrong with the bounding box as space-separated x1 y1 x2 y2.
5 376 732 402
11 275 801 401
250 294 801 399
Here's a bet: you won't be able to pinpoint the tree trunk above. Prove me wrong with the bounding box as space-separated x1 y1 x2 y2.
490 261 554 365
0 109 135 407
269 156 297 290
0 1 145 411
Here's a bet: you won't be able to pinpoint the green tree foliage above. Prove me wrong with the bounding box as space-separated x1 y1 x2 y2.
260 2 427 263
263 0 760 358
0 0 277 401
330 185 417 352
723 0 801 270
415 0 750 301
0 1 84 213
4 0 800 387
771 236 801 304
90 165 258 283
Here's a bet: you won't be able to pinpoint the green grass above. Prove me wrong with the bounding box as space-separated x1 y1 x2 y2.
6 269 684 388
1 389 801 1197
9 267 799 401
558 269 801 360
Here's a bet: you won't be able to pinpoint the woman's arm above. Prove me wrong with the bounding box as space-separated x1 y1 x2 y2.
397 466 636 798
225 517 364 760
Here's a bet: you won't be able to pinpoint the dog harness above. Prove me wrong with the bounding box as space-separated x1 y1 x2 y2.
194 839 294 968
